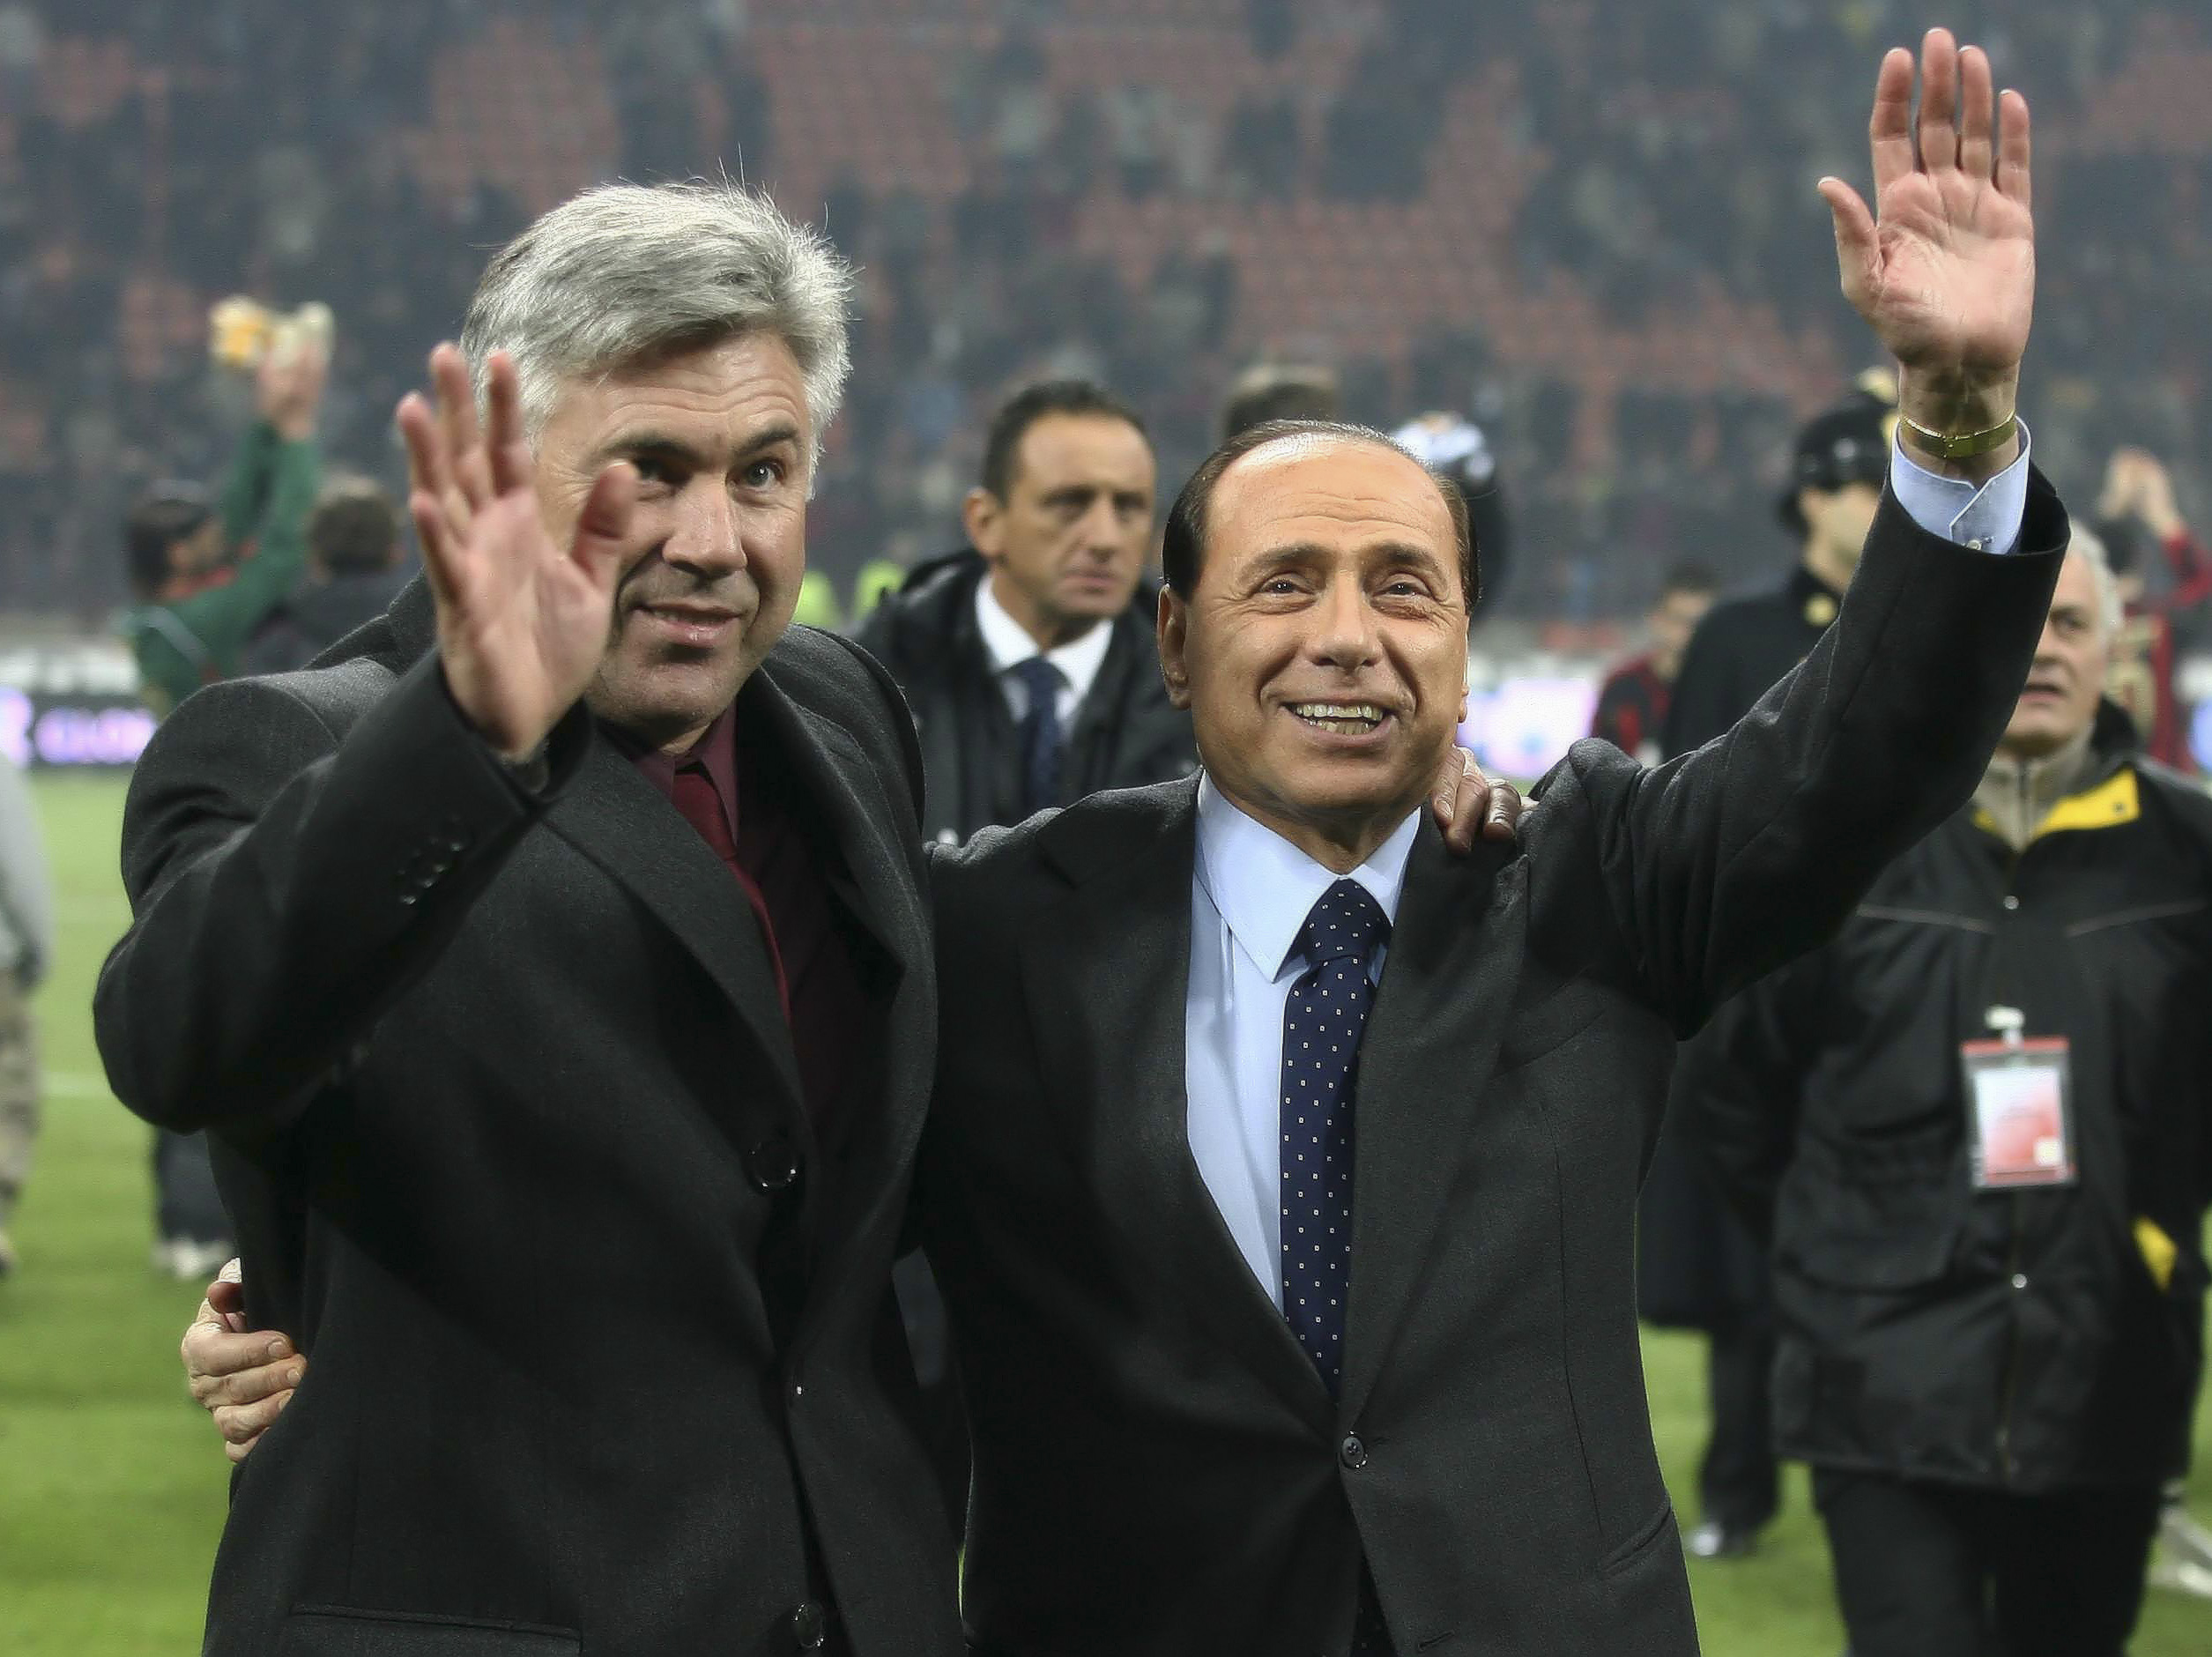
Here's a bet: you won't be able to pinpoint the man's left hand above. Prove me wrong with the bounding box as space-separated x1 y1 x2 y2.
1431 750 1521 852
1821 29 2033 478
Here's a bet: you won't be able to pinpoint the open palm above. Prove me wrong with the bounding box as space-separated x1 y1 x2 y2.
398 346 636 760
1822 32 2033 381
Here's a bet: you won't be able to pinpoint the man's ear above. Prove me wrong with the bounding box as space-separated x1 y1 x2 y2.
962 487 1004 560
1158 585 1192 710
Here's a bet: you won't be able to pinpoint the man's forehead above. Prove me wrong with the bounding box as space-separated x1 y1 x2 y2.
1213 435 1453 549
2052 550 2102 612
1016 413 1155 480
549 334 811 454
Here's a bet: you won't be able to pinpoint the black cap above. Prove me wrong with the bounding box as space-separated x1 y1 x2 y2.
1778 399 1895 533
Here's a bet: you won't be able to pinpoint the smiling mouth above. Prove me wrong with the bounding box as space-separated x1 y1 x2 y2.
635 605 743 646
1287 702 1391 736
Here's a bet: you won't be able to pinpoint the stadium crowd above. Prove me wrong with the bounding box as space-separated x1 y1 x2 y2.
4 0 2212 628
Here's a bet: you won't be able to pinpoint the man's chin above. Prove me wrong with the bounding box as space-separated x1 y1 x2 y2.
1053 583 1135 620
589 655 758 745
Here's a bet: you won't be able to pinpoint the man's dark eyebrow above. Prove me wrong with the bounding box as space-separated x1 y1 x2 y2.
590 422 804 471
1362 539 1451 573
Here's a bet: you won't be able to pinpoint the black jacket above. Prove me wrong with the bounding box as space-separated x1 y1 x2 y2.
1682 703 2212 1493
1660 563 1842 757
243 565 417 677
95 580 962 1657
853 550 1195 843
1639 561 1844 1329
914 480 2065 1656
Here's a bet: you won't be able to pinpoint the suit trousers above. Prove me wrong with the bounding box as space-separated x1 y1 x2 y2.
1701 1307 1778 1531
1812 1468 2163 1657
152 1126 230 1244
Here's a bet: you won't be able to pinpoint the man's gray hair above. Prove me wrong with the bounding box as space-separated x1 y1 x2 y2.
459 182 855 465
2065 524 2125 637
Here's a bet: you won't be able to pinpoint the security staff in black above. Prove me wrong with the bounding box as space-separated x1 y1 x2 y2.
1681 531 2212 1657
1640 390 1898 1557
854 382 1195 847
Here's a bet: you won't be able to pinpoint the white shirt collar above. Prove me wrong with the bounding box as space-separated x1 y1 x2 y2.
1193 771 1420 982
974 571 1116 709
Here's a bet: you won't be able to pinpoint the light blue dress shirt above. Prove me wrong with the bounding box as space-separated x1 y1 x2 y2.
1183 435 2036 1301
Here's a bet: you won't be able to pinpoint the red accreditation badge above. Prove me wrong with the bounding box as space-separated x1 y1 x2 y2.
1961 1028 2076 1190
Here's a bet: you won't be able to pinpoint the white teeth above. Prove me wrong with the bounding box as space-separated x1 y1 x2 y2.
1288 702 1383 720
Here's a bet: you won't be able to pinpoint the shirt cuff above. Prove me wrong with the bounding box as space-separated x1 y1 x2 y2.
1889 420 2032 555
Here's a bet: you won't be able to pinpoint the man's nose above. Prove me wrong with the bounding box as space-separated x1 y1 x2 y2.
1077 497 1125 557
663 482 749 578
1308 578 1381 668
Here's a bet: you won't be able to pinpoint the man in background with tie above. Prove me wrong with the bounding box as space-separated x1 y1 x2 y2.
856 380 1194 844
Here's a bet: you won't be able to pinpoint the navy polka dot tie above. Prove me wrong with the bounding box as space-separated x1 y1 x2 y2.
1280 877 1388 1392
1280 879 1395 1657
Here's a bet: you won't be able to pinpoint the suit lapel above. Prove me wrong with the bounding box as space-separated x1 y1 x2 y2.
1023 779 1334 1433
546 732 805 1121
742 663 935 1271
1340 823 1522 1421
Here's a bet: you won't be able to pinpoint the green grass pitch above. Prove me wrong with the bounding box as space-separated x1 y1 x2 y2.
1 772 2205 1653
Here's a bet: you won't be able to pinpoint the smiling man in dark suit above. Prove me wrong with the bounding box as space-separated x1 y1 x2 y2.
183 30 2056 1657
100 182 968 1657
917 31 2060 1654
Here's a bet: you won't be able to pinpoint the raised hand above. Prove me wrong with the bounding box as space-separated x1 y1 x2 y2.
1820 30 2032 469
255 338 328 442
397 346 636 761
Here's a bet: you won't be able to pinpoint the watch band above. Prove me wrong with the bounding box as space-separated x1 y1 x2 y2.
1897 411 2020 462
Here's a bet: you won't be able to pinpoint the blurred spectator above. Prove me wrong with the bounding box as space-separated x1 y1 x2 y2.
0 744 52 1281
242 473 412 676
1392 410 1513 613
1220 362 1341 441
2094 448 2212 772
121 345 326 717
1589 560 1718 765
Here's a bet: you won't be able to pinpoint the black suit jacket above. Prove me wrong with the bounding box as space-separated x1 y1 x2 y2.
916 480 2067 1655
95 581 962 1657
854 550 1196 843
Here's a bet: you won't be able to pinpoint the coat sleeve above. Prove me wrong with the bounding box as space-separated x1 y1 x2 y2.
94 656 590 1132
1520 474 2067 1035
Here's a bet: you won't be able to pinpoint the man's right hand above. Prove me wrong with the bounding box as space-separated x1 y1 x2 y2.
395 344 638 762
182 1259 304 1464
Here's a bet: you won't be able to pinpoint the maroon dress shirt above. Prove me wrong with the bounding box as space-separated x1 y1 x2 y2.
624 704 869 1150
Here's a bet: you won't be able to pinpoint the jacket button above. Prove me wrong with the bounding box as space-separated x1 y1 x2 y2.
2002 895 2020 910
791 1601 828 1649
746 1133 802 1193
1340 1432 1367 1470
